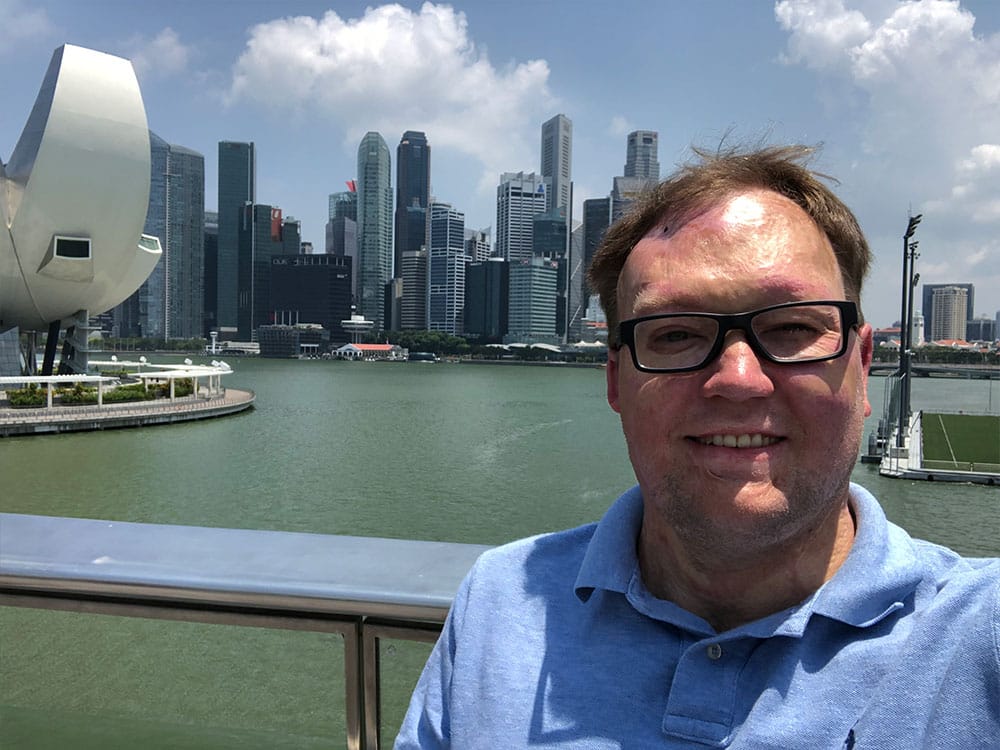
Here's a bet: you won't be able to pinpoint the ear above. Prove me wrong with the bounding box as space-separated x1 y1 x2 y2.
606 347 622 414
858 323 874 417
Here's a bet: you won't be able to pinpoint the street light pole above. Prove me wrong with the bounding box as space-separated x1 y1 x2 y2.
896 214 922 448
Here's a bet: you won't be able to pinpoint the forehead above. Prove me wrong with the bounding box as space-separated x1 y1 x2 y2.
619 190 843 315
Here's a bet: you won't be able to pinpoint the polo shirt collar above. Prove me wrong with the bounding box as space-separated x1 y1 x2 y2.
574 484 643 601
573 483 927 637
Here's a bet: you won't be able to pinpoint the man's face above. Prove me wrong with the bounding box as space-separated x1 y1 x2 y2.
607 190 873 556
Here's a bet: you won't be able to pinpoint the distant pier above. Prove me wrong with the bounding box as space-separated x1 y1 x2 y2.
0 388 254 437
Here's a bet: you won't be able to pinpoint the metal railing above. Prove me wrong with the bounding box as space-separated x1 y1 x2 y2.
0 512 490 749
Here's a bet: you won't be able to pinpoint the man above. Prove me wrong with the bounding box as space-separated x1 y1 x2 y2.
395 146 999 748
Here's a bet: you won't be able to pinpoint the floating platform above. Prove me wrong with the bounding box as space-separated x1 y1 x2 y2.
875 411 1000 486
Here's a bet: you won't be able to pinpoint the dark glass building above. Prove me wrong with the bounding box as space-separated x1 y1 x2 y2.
582 197 612 308
217 141 256 330
236 204 295 340
202 212 218 337
270 254 353 343
394 131 430 275
465 259 509 342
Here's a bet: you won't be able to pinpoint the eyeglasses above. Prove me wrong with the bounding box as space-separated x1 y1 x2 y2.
616 300 859 373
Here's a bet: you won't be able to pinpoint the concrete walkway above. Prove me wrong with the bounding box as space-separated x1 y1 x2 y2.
0 388 255 437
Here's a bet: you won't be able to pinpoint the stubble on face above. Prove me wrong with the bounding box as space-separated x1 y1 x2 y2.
611 190 872 578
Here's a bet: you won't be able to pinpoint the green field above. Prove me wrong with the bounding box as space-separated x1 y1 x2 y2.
921 412 1000 472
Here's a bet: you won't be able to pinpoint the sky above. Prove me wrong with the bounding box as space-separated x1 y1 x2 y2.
2 0 999 329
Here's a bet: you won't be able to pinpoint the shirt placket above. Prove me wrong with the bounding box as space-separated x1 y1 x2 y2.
660 636 753 747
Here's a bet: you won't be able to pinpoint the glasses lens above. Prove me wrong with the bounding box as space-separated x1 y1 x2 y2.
752 303 845 361
632 315 718 370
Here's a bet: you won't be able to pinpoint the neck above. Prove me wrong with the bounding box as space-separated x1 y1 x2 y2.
638 500 856 633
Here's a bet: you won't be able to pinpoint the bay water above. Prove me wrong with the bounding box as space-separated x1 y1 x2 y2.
2 358 997 747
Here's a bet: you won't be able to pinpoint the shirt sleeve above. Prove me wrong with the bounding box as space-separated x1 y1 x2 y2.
393 567 472 749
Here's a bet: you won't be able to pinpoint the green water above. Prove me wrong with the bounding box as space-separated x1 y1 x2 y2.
2 359 998 747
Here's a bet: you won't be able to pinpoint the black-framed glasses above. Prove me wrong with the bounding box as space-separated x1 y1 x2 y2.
617 300 859 373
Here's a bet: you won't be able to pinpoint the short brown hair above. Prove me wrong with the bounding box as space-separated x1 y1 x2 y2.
587 144 871 347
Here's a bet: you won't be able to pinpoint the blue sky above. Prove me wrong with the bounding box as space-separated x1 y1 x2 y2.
2 0 999 328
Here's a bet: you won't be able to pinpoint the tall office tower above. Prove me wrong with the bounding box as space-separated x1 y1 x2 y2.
427 201 467 335
117 132 205 339
217 141 255 330
236 204 294 340
930 286 970 341
922 283 974 342
541 115 573 341
465 229 491 262
400 248 428 330
505 257 559 344
203 211 219 337
566 223 586 341
624 130 659 179
540 114 572 216
326 190 358 300
582 197 612 310
394 131 430 274
356 132 393 329
496 172 547 263
269 254 353 342
532 208 569 338
465 258 509 342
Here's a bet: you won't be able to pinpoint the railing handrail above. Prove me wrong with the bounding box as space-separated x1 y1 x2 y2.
0 512 491 749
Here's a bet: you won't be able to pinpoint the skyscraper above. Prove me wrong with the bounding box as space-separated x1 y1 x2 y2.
394 131 430 275
356 132 393 329
582 197 612 305
203 211 218 337
540 114 572 217
506 257 559 344
326 190 358 301
921 283 975 342
496 172 547 263
427 201 467 335
612 131 659 220
624 130 659 179
217 141 255 330
930 286 970 341
400 248 428 330
236 204 295 340
118 132 205 339
465 258 508 341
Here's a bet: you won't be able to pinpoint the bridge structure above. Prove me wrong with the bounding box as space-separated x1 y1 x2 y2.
869 362 1000 380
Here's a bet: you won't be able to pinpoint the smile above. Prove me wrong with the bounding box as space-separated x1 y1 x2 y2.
694 434 781 448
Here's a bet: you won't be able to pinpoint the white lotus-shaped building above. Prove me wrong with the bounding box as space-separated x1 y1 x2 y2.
0 44 159 341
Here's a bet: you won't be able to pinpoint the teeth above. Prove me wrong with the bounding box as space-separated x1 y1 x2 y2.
700 434 776 448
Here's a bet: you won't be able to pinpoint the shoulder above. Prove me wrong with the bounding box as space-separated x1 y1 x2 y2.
462 522 598 598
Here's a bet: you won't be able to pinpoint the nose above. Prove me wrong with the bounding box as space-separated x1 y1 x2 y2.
701 331 775 400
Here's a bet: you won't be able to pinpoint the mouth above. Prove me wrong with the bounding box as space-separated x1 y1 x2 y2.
692 433 782 448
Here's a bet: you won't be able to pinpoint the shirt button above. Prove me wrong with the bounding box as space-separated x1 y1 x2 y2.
706 644 723 660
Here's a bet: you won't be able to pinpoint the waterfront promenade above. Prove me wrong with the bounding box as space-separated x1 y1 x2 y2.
0 388 254 437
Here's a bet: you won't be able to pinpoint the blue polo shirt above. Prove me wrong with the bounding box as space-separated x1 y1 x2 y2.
395 484 1000 748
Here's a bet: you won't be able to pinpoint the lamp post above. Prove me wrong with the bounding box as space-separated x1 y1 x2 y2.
896 214 922 448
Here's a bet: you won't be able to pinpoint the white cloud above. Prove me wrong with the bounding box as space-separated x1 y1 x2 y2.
226 3 556 195
125 28 192 79
776 0 872 69
0 0 53 53
776 1 1000 315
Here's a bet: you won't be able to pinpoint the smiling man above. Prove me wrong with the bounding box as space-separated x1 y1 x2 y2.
395 146 999 749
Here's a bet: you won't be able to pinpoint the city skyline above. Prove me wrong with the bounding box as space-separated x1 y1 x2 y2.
2 1 999 328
